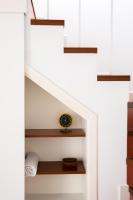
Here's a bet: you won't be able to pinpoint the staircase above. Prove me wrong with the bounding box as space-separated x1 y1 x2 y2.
25 1 131 200
127 102 133 199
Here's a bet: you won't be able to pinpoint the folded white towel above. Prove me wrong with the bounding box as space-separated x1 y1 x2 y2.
25 152 39 177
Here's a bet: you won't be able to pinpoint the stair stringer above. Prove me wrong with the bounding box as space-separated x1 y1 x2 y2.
25 65 96 119
25 64 98 200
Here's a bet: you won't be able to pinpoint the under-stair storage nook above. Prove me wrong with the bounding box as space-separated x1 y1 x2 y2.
25 78 90 200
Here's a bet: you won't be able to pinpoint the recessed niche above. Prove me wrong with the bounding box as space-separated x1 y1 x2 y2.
25 78 82 129
25 78 87 199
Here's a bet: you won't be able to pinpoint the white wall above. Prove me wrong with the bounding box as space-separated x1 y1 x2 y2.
80 0 111 73
95 82 129 200
33 0 111 72
0 0 26 12
0 14 24 200
32 0 133 88
112 0 133 91
33 0 80 46
25 78 82 129
26 175 85 194
32 0 46 19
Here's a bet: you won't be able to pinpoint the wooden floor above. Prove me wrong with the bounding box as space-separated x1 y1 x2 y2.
26 194 84 200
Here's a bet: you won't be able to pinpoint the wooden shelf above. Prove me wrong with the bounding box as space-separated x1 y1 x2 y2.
64 47 97 53
37 161 85 175
25 129 85 138
31 19 65 26
97 75 130 81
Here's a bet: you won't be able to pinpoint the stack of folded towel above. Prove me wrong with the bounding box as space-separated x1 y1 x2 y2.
25 152 39 177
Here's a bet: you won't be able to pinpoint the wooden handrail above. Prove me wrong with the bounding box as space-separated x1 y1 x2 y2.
31 0 36 19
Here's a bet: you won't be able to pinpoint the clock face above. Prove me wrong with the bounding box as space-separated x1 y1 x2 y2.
59 114 72 128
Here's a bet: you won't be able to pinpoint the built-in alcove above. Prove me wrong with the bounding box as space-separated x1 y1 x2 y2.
25 78 87 200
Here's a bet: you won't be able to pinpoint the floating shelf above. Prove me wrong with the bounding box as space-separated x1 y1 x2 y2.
25 129 85 138
37 161 85 175
97 75 130 81
64 47 97 53
31 19 65 26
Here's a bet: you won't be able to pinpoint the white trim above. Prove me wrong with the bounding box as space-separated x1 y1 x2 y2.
78 0 81 46
111 0 114 44
118 185 130 200
25 65 96 120
25 65 98 200
47 0 49 19
129 92 133 101
0 0 27 13
86 116 98 200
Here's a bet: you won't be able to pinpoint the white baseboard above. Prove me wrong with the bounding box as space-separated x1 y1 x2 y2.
119 185 130 200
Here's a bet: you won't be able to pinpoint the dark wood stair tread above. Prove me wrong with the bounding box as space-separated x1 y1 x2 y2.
37 161 85 175
128 134 133 157
127 158 133 187
127 158 133 166
129 130 133 136
129 187 133 195
64 47 97 53
97 75 130 81
25 129 85 138
128 102 133 131
129 102 133 108
31 19 65 26
128 100 133 188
